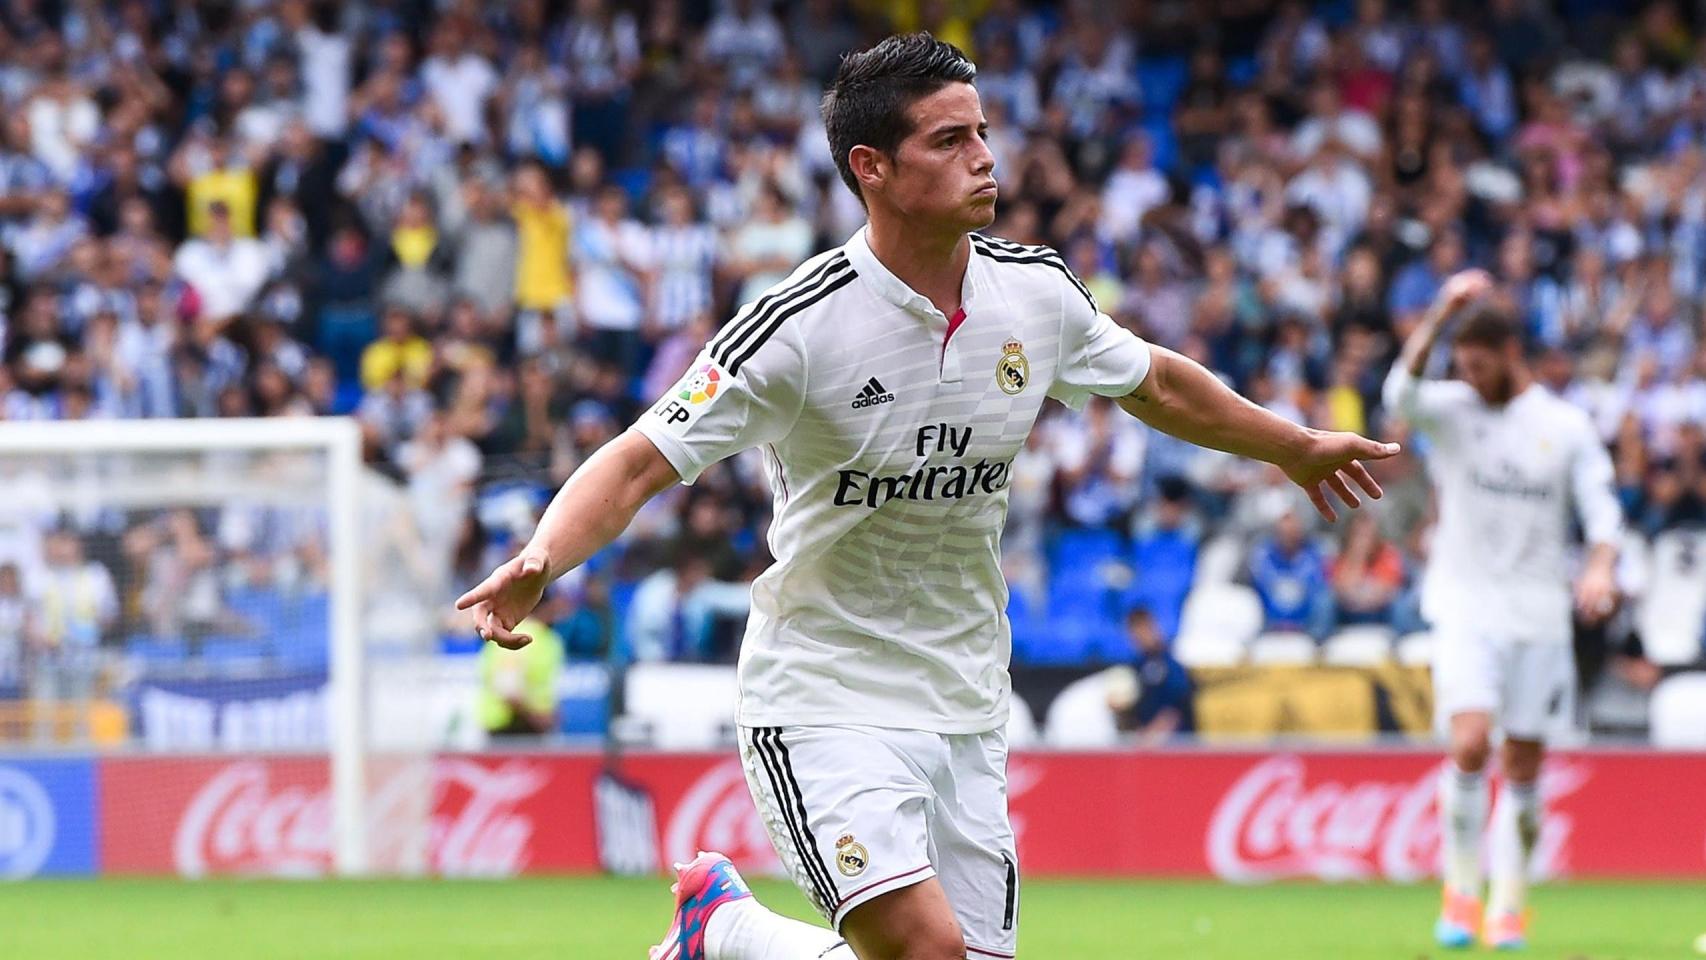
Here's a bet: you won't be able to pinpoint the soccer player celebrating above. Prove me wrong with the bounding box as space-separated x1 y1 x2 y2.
1384 270 1622 951
460 34 1397 960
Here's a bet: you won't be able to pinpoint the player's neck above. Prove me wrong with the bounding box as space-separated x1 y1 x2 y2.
865 214 970 317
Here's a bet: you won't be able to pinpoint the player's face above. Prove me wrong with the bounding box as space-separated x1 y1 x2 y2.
1453 342 1517 405
886 83 998 232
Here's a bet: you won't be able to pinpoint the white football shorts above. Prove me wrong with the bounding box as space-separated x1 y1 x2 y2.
737 724 1019 959
1432 623 1577 741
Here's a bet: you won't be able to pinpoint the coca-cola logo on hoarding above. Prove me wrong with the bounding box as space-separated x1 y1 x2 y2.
1207 755 1589 883
171 758 550 878
430 758 548 877
664 759 780 875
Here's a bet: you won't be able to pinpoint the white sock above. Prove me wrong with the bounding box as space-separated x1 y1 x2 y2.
1487 779 1541 917
705 897 855 960
1438 763 1488 899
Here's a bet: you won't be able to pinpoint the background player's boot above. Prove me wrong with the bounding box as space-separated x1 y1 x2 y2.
1434 887 1481 949
1484 910 1528 950
650 851 753 960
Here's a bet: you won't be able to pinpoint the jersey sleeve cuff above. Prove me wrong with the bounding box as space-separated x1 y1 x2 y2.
630 419 702 486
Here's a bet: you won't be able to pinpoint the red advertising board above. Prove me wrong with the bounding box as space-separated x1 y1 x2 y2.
96 750 1706 880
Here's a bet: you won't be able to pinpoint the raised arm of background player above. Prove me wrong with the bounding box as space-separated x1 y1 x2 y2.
1383 267 1621 623
459 358 1402 649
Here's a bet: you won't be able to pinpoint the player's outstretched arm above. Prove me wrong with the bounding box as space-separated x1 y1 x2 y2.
1116 346 1400 522
455 430 682 648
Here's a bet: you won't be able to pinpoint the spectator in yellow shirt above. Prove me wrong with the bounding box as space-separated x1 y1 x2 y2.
511 164 573 307
359 305 434 392
478 616 564 737
180 137 259 238
509 164 574 352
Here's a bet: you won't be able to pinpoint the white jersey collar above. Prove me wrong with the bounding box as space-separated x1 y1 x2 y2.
843 225 977 321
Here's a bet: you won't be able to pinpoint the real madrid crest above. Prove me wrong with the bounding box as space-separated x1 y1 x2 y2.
835 834 869 877
997 337 1029 396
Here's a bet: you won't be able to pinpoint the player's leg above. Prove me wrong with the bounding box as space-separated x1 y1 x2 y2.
1484 641 1573 949
841 878 968 960
1432 627 1500 948
664 725 954 960
1483 737 1543 950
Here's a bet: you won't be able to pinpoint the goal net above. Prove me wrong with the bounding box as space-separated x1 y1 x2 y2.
0 417 413 875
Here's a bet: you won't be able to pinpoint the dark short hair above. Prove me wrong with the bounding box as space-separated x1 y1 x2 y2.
822 33 977 203
1452 303 1520 350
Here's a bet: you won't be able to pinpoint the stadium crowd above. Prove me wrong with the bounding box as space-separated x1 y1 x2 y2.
0 0 1703 719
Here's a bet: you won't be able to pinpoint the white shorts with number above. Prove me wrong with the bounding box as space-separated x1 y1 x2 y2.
1432 625 1576 741
737 724 1019 959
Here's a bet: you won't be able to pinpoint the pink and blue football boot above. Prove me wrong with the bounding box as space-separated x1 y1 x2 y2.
650 851 753 960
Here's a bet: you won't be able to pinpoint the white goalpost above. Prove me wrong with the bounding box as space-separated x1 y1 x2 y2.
0 417 371 874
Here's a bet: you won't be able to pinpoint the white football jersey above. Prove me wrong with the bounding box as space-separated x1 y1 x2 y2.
633 227 1153 732
1382 369 1623 644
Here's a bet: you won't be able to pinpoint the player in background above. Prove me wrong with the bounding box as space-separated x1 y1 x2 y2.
1384 270 1622 951
461 34 1399 960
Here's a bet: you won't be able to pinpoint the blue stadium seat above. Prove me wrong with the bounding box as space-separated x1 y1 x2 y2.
1139 116 1180 173
440 632 484 656
1027 614 1098 665
1047 527 1125 576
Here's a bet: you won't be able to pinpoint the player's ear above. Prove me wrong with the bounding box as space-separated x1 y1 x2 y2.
848 144 885 195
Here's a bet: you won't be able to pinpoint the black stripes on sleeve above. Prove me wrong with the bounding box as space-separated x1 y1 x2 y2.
708 253 855 375
969 233 1098 315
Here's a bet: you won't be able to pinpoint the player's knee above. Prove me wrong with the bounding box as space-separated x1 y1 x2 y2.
1503 739 1543 782
1450 730 1491 772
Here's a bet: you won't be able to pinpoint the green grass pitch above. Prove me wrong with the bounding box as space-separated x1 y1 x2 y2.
5 876 1702 959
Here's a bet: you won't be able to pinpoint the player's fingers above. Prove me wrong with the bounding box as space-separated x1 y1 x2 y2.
1345 460 1385 500
1348 435 1402 461
1304 482 1338 523
467 600 492 640
455 576 496 610
1326 471 1360 509
483 608 532 649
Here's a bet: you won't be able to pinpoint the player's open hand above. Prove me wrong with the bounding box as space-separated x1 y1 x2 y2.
455 549 551 649
1277 430 1403 523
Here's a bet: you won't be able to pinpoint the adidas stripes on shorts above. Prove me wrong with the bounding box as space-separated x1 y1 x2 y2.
737 724 1019 959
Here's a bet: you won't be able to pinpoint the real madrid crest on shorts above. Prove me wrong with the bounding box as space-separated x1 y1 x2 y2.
997 337 1029 396
835 834 869 877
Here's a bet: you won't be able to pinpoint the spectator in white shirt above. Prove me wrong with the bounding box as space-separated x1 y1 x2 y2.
29 529 117 701
421 18 499 146
1291 80 1383 161
172 201 271 322
1099 133 1170 244
26 71 99 183
574 185 650 367
646 185 718 336
285 0 352 139
7 189 87 282
726 181 811 305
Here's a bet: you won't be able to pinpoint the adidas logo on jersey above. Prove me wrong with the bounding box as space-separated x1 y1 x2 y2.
851 377 895 409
